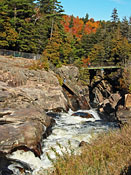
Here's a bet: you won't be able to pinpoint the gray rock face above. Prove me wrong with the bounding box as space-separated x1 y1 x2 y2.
57 65 90 111
57 65 79 82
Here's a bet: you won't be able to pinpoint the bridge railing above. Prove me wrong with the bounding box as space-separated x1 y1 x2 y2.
90 60 123 67
0 49 41 60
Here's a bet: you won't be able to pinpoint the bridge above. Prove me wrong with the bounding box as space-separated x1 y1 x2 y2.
87 65 122 70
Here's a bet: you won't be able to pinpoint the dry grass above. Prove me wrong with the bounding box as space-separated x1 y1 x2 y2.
49 125 131 175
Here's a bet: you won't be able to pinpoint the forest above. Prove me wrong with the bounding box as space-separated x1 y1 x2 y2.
0 0 131 68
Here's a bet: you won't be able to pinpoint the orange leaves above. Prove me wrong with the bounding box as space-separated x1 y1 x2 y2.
61 15 100 39
82 57 90 67
84 21 99 34
61 15 84 39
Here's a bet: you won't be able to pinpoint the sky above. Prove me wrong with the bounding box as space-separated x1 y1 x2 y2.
60 0 131 21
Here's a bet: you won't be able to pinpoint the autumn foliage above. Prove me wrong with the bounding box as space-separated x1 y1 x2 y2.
61 15 100 39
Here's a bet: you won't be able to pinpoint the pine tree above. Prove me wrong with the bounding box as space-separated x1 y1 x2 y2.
69 15 74 28
38 0 64 38
111 8 119 31
120 16 129 39
43 24 63 67
128 16 131 43
0 0 18 48
111 8 119 23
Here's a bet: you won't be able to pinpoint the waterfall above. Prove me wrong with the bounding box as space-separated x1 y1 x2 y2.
8 109 118 174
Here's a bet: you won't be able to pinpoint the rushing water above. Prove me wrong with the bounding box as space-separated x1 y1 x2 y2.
8 109 119 174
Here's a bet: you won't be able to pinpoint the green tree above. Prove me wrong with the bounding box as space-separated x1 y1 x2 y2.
0 0 18 48
38 0 64 38
69 15 74 28
111 8 119 23
43 24 62 67
120 16 129 39
81 13 89 24
128 16 131 43
59 33 73 64
81 29 102 58
88 43 105 65
110 8 119 31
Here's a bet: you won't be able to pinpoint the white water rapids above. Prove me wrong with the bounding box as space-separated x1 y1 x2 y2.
8 109 118 174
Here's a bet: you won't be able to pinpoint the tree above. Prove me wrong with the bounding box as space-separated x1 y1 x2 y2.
111 8 119 31
38 0 64 38
0 0 39 51
111 8 119 23
82 13 89 24
88 43 105 65
0 0 18 48
120 16 129 39
43 24 63 67
81 28 102 58
69 15 74 28
111 36 130 65
128 16 131 43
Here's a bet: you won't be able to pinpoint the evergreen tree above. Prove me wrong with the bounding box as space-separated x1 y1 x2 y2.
38 0 64 38
88 43 105 65
120 16 129 39
81 13 89 24
0 0 18 48
128 16 131 43
111 8 119 23
69 15 74 28
111 8 119 31
43 24 63 67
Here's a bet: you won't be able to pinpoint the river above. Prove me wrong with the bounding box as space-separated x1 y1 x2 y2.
8 109 119 174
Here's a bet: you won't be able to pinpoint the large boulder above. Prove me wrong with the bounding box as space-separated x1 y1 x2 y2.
98 93 121 121
0 107 54 157
116 108 131 125
0 67 68 112
72 112 94 119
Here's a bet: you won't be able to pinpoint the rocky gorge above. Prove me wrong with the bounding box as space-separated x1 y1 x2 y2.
0 55 131 173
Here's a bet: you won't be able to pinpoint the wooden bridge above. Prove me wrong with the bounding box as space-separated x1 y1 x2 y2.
87 65 122 70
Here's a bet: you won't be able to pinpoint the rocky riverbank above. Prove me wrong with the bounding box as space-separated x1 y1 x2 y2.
0 56 90 163
0 55 130 173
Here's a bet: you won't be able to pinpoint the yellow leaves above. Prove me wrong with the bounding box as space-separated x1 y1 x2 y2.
6 28 18 41
0 32 6 38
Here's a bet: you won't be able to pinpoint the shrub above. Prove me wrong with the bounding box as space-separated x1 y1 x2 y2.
28 56 49 71
56 75 63 86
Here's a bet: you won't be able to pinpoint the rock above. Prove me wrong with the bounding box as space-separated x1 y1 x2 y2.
99 93 121 114
125 94 131 109
116 108 131 125
0 57 68 111
72 112 94 119
0 69 27 87
0 152 32 174
56 65 90 111
0 74 68 112
56 65 79 82
79 141 88 147
0 108 54 157
0 91 10 102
